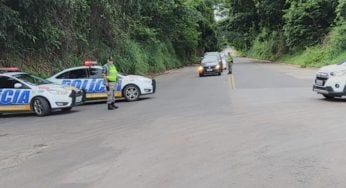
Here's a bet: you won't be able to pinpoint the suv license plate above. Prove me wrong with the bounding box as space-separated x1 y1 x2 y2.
315 80 324 86
206 68 212 72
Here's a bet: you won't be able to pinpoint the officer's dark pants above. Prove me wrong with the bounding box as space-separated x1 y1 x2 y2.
228 63 232 74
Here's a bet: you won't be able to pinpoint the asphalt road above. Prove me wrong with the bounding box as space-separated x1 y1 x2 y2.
1 58 346 188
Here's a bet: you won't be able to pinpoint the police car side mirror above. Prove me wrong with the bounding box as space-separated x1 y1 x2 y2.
14 83 23 89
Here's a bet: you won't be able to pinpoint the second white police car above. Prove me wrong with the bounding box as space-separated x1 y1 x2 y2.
313 61 346 99
47 61 156 102
0 68 83 116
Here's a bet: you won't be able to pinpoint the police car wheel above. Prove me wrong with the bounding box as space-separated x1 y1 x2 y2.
322 94 335 99
123 85 140 101
32 97 50 116
199 73 203 77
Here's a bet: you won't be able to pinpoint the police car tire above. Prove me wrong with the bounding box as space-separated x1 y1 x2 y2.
322 94 335 99
32 97 50 116
199 73 203 77
123 85 140 102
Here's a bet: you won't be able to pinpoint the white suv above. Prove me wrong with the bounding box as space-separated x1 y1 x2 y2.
313 62 346 99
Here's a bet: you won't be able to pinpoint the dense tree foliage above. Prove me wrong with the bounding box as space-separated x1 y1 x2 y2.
219 0 346 64
223 0 259 50
0 0 219 75
336 0 346 22
284 0 338 50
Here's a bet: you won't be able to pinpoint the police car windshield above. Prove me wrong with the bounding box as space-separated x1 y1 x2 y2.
14 74 51 86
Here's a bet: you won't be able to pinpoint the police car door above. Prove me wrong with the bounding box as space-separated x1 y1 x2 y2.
0 76 31 112
58 68 104 100
115 74 123 97
89 68 122 98
87 67 107 99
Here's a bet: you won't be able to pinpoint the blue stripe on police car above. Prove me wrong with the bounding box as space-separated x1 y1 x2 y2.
62 79 122 93
62 79 105 93
0 89 30 105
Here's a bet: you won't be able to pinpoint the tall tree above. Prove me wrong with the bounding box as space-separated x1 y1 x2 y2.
283 0 338 50
224 0 259 50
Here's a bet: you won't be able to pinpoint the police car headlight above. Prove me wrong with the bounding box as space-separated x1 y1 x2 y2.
215 64 220 69
48 89 69 95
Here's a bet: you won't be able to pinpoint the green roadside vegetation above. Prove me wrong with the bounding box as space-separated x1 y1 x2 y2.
0 1 220 77
217 0 346 68
279 49 346 68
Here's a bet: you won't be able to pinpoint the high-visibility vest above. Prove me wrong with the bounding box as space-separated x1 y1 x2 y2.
105 64 118 82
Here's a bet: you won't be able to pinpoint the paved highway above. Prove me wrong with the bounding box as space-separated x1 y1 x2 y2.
1 58 346 188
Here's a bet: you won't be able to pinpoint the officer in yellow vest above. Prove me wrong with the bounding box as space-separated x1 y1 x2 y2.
103 57 119 110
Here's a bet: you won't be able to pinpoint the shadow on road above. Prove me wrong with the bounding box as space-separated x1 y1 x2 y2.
320 98 346 102
0 97 155 119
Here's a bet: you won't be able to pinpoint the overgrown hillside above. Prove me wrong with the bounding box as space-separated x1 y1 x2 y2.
218 0 346 67
0 0 219 76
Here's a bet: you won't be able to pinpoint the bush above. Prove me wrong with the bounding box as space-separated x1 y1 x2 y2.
277 21 346 68
146 42 178 73
111 40 181 75
327 22 346 53
247 29 286 60
279 45 346 68
112 40 149 75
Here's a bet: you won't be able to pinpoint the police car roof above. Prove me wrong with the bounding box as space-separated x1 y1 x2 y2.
55 65 102 74
67 65 102 70
0 72 26 76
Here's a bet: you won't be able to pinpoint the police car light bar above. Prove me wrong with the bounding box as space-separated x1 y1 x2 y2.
84 61 97 67
0 67 20 72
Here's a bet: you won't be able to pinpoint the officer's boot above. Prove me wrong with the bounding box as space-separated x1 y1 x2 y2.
108 104 114 110
111 102 118 109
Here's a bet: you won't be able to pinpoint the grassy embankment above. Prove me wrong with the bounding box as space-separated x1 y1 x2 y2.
3 39 186 78
245 23 346 68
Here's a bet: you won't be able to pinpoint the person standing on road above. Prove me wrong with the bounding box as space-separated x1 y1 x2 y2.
227 52 233 74
103 57 119 110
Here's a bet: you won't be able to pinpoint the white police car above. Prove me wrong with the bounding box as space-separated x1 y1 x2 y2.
313 61 346 99
0 68 83 116
47 61 156 102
